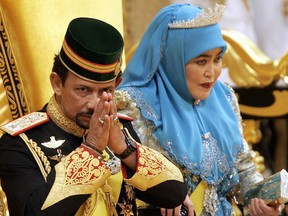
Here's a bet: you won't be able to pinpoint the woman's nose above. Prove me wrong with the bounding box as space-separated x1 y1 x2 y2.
204 65 214 78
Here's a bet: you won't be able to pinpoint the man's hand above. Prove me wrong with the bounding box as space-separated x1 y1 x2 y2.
107 93 126 154
160 195 194 216
85 91 111 151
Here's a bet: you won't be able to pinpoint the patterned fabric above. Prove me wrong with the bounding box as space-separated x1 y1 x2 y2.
116 89 264 215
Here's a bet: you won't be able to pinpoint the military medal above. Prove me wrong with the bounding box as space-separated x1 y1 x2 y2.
49 149 65 162
41 136 66 162
41 136 65 149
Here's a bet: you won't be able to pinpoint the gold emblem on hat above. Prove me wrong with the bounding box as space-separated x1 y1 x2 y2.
115 57 122 76
41 136 65 149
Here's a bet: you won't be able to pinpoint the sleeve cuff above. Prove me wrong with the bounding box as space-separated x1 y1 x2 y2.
42 145 110 210
124 144 184 191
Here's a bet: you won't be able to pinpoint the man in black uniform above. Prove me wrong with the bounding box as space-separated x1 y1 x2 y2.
0 17 187 216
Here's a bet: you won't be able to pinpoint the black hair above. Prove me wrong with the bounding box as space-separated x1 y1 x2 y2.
52 54 68 85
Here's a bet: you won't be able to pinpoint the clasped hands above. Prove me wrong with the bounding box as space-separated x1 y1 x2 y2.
85 91 126 156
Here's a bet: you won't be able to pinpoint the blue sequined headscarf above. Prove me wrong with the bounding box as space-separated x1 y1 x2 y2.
118 4 243 213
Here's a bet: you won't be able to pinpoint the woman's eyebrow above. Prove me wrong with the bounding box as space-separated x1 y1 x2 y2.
197 50 223 58
196 54 211 58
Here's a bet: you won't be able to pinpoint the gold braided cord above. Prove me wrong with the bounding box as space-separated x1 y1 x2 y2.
19 133 51 181
83 196 93 216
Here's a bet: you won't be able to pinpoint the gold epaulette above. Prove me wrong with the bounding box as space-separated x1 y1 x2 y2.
0 112 49 136
117 113 133 121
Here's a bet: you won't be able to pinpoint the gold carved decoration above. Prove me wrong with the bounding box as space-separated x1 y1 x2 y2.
222 29 288 118
239 91 288 118
242 119 265 173
222 29 288 88
0 8 30 120
222 29 288 104
0 180 8 216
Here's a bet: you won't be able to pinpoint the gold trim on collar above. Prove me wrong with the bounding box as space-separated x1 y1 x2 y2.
47 96 86 137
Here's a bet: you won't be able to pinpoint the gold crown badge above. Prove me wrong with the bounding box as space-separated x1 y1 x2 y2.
168 4 225 29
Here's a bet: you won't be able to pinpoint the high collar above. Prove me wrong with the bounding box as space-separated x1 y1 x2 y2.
47 96 87 137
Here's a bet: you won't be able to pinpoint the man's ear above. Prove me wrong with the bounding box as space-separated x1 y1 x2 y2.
115 77 122 88
50 72 63 96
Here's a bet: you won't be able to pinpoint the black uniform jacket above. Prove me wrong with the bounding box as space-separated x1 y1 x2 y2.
0 101 187 216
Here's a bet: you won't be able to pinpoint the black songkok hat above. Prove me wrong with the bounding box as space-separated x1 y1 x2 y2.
59 17 124 82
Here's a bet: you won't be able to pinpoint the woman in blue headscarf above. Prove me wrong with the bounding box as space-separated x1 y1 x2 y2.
116 3 284 216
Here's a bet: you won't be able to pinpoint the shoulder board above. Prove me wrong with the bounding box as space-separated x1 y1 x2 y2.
117 113 133 121
0 112 49 136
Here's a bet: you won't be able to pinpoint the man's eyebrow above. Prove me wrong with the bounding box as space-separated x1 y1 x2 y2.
101 85 114 90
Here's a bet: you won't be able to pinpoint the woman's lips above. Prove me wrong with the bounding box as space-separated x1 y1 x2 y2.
201 82 212 88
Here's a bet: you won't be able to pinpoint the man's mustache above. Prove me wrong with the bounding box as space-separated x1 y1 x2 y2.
77 111 94 117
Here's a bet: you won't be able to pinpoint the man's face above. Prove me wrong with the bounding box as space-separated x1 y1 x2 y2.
54 71 116 129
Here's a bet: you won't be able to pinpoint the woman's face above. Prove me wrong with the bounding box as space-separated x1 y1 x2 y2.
185 48 223 100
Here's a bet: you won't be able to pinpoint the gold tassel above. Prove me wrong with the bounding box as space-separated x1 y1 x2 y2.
103 180 118 216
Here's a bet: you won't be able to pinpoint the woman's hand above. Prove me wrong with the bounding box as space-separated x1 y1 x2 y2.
249 198 284 216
